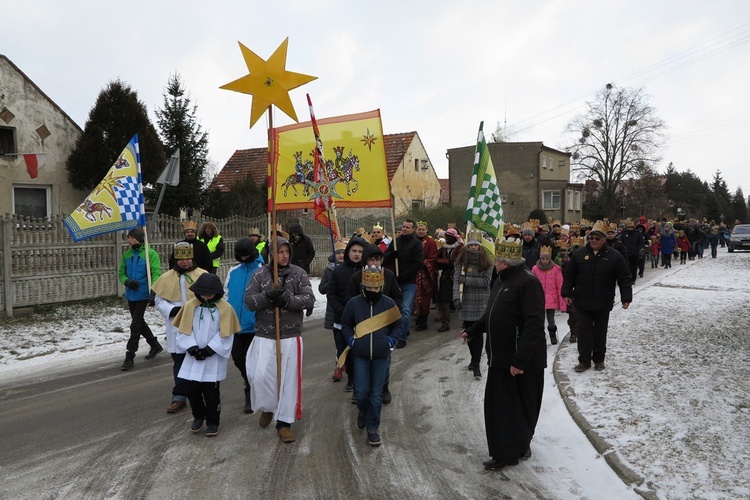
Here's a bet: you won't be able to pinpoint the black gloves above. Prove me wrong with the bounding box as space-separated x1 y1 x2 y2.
453 298 462 310
169 306 182 318
265 287 288 307
124 279 139 291
187 345 214 360
148 291 156 307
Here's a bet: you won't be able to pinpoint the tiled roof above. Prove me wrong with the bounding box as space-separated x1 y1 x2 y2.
213 131 418 191
210 148 268 192
383 132 416 181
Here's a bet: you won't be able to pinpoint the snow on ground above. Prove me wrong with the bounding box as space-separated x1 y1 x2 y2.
1 254 748 498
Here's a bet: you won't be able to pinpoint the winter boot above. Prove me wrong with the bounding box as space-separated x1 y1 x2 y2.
243 386 254 414
437 321 450 332
121 351 135 371
569 328 577 344
548 326 558 345
144 341 164 360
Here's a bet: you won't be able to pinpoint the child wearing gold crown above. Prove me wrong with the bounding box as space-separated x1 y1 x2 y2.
341 265 403 446
531 246 566 345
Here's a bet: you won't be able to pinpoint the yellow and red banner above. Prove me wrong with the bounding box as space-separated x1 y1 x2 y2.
271 109 391 210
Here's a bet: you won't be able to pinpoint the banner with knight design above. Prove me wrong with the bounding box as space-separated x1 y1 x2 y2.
271 109 392 210
64 135 147 242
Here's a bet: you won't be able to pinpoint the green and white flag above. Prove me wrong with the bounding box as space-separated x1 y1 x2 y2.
465 121 503 238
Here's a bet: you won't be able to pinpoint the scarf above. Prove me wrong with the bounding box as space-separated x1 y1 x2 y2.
151 268 207 302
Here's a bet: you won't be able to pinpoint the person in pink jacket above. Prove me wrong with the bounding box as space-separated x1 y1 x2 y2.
531 246 566 345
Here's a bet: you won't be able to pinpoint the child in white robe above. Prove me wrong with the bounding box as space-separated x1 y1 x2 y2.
174 273 240 437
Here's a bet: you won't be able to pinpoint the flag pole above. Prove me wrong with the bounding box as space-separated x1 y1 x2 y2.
268 107 283 400
389 194 399 276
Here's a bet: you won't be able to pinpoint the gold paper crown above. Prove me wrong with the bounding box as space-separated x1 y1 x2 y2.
361 266 385 289
552 220 561 227
334 240 347 252
183 220 198 231
570 235 585 247
416 220 428 228
466 229 483 244
495 237 524 260
505 225 521 237
447 222 456 229
373 222 384 231
624 219 635 227
608 222 618 232
360 231 373 244
558 240 570 250
174 241 194 260
354 227 365 236
570 224 580 233
591 220 606 234
528 219 540 228
580 219 591 227
540 245 552 257
248 226 261 237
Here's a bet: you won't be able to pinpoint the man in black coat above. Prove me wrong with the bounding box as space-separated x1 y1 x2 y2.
383 219 424 348
620 220 644 284
288 223 316 273
562 222 632 373
462 249 547 470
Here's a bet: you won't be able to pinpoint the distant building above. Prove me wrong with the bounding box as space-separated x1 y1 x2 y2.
447 141 582 224
0 55 84 217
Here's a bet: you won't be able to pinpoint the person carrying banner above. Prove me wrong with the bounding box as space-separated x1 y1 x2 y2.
244 237 315 443
118 226 162 371
152 242 208 412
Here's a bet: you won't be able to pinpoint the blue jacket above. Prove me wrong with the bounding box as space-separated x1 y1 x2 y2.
342 293 403 360
118 245 161 302
225 258 264 334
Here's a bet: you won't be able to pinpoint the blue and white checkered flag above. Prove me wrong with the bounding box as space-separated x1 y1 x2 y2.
115 176 144 222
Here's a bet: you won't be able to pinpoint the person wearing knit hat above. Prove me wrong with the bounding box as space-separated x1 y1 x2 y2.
435 227 464 332
521 226 541 270
152 241 208 413
118 226 163 371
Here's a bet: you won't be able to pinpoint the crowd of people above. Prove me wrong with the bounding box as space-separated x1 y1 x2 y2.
114 214 734 468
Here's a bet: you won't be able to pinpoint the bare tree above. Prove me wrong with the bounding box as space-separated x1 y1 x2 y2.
564 84 666 217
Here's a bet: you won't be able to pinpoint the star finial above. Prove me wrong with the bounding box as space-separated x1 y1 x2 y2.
361 128 378 151
220 38 317 128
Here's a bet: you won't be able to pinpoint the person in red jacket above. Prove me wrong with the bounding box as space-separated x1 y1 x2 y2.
676 230 691 264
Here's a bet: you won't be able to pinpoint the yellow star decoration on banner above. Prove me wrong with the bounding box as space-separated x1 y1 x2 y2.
221 38 317 128
361 128 378 151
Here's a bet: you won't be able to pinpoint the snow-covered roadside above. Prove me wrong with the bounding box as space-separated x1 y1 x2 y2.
557 254 750 499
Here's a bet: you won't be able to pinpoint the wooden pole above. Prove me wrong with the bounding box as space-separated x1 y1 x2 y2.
268 107 283 400
390 194 399 276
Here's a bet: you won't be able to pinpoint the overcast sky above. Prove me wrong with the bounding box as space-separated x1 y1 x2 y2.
4 1 749 195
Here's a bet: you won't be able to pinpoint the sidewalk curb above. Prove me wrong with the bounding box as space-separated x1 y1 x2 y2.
553 338 659 499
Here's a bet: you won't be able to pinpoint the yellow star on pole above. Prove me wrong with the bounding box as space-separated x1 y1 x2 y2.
220 37 317 128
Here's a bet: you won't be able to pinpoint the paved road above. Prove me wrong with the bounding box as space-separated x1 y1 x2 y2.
0 317 630 499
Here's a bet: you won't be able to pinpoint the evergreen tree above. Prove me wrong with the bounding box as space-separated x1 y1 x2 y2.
663 164 710 219
731 188 747 225
66 80 165 191
149 74 210 216
708 170 733 223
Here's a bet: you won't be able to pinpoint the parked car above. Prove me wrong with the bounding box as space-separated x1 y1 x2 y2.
727 224 750 252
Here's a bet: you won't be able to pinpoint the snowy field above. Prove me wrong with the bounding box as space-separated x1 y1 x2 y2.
1 253 748 499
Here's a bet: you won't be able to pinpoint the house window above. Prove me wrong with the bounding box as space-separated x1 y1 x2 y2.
414 159 419 172
14 185 51 218
549 157 554 171
541 156 546 169
542 190 561 210
575 191 582 211
567 190 574 210
412 199 424 211
0 126 17 155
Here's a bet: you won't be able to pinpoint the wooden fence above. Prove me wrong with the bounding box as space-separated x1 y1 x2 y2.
0 212 385 317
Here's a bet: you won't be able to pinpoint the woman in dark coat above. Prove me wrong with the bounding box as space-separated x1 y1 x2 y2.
462 245 547 471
